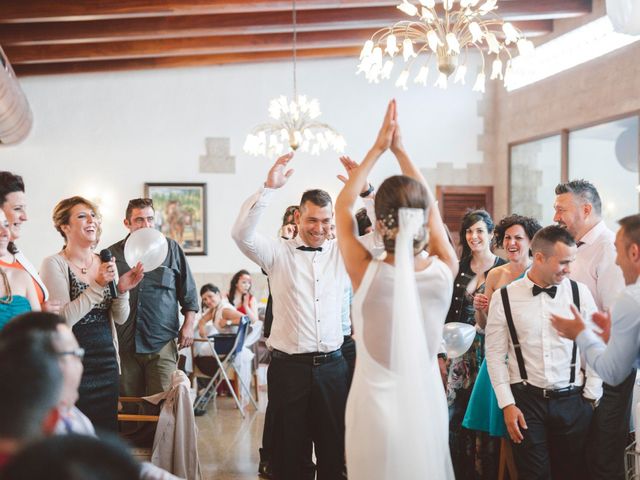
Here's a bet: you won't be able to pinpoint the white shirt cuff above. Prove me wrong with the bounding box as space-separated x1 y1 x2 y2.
494 383 516 409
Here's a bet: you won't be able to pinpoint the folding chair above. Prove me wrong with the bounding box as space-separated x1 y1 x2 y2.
193 316 259 417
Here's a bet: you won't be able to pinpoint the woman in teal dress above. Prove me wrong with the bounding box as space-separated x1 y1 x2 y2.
463 215 542 467
0 208 39 330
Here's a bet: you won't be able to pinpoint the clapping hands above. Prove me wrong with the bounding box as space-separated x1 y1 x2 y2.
373 99 397 153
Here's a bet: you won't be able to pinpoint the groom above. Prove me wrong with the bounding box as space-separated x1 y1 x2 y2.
232 152 350 480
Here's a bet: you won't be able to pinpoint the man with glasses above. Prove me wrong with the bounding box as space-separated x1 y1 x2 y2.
109 198 198 446
0 320 63 471
0 312 183 479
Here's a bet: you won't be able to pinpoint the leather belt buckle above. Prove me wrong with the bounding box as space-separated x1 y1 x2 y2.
313 354 325 366
542 388 551 399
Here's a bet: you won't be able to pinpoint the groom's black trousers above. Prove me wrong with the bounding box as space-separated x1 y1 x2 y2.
267 349 349 480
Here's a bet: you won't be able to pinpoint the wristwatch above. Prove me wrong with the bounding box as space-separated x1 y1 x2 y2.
437 353 447 360
359 183 375 198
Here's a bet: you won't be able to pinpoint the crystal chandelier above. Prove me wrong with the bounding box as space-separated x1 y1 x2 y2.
356 0 535 92
243 0 345 157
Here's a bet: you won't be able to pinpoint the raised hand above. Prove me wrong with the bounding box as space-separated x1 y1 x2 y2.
337 156 372 196
280 223 297 239
336 155 359 184
117 262 144 293
390 117 405 154
372 99 397 153
265 152 295 189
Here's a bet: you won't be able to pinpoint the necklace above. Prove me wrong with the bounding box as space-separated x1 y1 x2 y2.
63 250 94 274
0 268 12 304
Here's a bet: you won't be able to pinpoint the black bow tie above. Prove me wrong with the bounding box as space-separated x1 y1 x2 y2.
532 285 557 298
297 245 322 252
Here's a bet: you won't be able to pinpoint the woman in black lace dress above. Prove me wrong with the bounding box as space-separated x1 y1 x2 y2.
445 209 506 479
41 196 143 432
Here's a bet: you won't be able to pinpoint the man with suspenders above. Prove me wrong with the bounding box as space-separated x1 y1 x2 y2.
486 225 602 479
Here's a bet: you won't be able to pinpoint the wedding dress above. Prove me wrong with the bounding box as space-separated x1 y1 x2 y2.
345 208 455 480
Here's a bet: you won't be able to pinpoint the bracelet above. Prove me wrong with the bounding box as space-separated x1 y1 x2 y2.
437 353 447 360
359 183 375 198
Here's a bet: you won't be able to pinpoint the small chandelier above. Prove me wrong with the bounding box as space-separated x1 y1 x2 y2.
244 0 345 157
356 0 535 92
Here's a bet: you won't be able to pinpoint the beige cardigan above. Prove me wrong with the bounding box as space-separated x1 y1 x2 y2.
40 252 130 371
145 370 200 480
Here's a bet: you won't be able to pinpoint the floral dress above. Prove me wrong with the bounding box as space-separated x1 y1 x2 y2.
445 255 506 480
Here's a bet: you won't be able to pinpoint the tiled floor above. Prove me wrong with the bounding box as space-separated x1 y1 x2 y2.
196 387 267 479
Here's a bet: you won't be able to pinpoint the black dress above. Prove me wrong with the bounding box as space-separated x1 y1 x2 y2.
445 255 506 480
69 268 118 433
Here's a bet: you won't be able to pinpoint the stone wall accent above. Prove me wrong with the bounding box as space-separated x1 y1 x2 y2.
199 137 235 174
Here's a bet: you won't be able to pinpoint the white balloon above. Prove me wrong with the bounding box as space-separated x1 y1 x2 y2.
442 322 476 359
124 228 169 273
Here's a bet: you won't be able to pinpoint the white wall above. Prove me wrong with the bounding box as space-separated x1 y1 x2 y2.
0 56 483 273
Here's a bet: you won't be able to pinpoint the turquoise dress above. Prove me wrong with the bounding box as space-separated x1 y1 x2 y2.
463 359 506 436
463 270 527 437
0 295 32 331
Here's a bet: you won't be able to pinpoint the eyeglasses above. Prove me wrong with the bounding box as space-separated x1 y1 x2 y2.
57 347 85 360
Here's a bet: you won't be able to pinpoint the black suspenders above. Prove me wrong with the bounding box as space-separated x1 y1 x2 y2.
500 280 580 386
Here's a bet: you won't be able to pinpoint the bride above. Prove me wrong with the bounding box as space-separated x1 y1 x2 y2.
335 100 457 479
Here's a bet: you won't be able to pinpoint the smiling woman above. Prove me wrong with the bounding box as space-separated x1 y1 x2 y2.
445 208 507 479
0 208 40 331
39 196 144 433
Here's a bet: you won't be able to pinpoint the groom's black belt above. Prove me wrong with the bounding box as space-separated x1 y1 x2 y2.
272 349 342 366
513 382 583 399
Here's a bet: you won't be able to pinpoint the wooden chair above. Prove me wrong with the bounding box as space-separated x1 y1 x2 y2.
498 437 518 480
117 396 160 462
118 396 160 423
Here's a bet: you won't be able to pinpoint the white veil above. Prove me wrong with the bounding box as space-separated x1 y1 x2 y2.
386 208 454 479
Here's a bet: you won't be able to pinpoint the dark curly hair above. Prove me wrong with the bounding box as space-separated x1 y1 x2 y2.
493 214 543 250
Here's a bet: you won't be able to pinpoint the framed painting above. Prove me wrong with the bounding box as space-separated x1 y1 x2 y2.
144 182 207 255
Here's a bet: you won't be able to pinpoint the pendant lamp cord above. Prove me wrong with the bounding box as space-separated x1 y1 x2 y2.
293 0 297 100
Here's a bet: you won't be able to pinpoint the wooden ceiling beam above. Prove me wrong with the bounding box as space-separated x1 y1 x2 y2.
0 8 552 46
3 21 553 65
4 29 376 64
0 0 592 23
11 46 363 76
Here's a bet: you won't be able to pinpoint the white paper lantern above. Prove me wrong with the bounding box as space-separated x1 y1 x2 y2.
607 0 640 35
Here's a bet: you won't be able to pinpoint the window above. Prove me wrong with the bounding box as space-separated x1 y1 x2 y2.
510 135 562 225
569 116 639 230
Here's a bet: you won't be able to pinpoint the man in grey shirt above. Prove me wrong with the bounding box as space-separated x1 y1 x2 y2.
110 198 198 444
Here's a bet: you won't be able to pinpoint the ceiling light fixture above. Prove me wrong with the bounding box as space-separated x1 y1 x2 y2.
244 0 345 157
357 0 534 92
